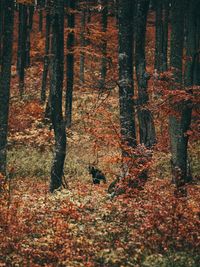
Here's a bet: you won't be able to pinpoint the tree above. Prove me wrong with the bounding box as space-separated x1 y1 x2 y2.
169 0 187 194
79 1 87 84
118 0 136 153
17 4 28 97
65 0 75 128
135 0 156 148
49 0 66 193
0 0 14 175
41 0 51 103
154 0 169 72
99 0 108 89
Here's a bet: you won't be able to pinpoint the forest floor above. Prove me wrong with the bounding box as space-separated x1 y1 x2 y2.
0 11 200 267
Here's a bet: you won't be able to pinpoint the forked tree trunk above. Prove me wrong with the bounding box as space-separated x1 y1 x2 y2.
0 0 14 175
49 0 66 193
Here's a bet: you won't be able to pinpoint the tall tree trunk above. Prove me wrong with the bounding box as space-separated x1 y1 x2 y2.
135 0 156 148
118 0 136 154
65 0 75 128
0 0 5 67
169 0 187 195
154 0 163 72
80 2 86 84
25 5 34 68
17 4 28 98
162 0 169 71
99 0 108 89
41 1 51 103
49 0 66 193
0 0 14 175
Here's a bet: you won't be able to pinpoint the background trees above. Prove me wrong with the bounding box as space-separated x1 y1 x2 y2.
0 0 199 265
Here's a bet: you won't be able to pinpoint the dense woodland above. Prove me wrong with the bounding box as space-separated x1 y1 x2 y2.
0 0 200 266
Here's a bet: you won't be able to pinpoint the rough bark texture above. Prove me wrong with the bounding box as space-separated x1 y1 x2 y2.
169 0 189 193
65 0 75 128
49 0 66 193
118 0 136 153
0 0 14 175
135 0 156 148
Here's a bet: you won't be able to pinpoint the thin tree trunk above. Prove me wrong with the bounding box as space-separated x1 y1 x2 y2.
99 0 108 89
118 0 136 154
17 4 28 98
135 0 156 148
65 0 75 128
0 0 14 175
49 0 66 193
25 6 34 68
41 2 51 103
80 2 86 84
162 0 169 71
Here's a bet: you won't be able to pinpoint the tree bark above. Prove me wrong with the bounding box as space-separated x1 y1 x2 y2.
80 2 86 84
0 0 14 175
99 0 108 89
17 4 28 98
65 0 75 128
41 1 51 103
118 0 136 154
135 0 156 148
49 0 66 193
154 0 163 72
169 0 188 194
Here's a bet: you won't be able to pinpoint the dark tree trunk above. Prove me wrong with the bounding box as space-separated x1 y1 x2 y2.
180 0 200 182
118 0 136 154
0 0 5 67
154 0 163 72
99 0 108 89
65 0 75 128
0 0 14 175
17 4 28 98
25 6 34 68
135 0 156 148
162 0 169 71
49 0 66 193
41 1 51 103
169 0 188 195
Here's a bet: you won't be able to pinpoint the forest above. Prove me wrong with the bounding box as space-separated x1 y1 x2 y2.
0 0 199 266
